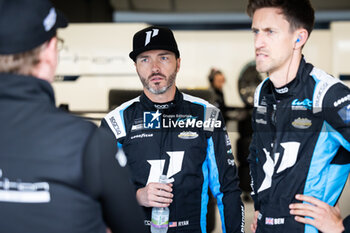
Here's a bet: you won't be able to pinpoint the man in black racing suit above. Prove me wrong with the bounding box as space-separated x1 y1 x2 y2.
101 26 244 233
246 0 350 232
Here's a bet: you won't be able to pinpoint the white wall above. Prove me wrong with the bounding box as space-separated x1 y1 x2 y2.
332 22 350 83
54 23 146 111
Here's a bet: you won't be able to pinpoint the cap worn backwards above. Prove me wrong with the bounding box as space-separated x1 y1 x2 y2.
129 26 180 61
0 0 68 55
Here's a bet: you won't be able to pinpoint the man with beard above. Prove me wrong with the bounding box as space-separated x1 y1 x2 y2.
246 0 350 232
101 26 244 233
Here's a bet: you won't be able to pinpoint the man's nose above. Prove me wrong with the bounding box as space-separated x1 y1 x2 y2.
255 33 265 50
151 60 161 73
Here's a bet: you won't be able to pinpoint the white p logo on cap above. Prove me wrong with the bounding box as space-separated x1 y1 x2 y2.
144 29 159 46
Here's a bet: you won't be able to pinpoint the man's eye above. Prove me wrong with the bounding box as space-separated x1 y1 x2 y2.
161 56 168 61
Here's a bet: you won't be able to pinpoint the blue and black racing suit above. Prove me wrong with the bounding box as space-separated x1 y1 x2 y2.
249 57 350 233
101 89 244 233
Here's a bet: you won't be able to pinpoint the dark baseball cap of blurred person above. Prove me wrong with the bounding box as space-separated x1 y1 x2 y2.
0 0 68 54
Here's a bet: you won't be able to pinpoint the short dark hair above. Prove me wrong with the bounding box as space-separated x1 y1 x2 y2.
246 0 315 36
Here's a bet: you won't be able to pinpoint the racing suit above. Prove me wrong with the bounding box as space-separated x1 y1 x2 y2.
0 73 146 233
344 216 350 232
101 89 244 233
249 57 350 233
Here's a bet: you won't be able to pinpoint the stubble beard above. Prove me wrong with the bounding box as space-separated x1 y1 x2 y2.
139 67 177 95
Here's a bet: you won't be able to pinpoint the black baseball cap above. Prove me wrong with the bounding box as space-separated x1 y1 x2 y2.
129 26 180 61
0 0 68 55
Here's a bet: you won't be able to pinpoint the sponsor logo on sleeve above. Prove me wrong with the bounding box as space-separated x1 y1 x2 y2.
338 104 350 124
314 82 329 108
109 116 122 135
334 94 350 107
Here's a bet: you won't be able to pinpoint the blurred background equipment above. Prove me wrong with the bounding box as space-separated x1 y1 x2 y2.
236 61 263 201
238 61 264 107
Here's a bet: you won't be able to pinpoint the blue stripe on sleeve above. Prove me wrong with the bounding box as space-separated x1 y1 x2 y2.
200 157 209 233
206 137 226 233
304 122 350 233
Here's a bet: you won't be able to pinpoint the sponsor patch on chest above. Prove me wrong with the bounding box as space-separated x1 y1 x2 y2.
291 99 312 111
177 131 198 139
292 117 312 129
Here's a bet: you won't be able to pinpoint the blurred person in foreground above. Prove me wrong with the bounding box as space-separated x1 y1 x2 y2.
246 0 350 232
0 0 145 232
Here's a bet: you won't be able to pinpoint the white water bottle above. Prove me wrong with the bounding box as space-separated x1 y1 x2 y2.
150 175 169 233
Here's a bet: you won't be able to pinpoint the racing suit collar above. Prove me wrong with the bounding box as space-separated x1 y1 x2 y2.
140 87 183 112
0 73 55 105
269 56 312 102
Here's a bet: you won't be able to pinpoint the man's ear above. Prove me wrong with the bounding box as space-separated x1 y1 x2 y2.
32 37 58 82
294 29 308 50
41 37 57 63
176 58 181 72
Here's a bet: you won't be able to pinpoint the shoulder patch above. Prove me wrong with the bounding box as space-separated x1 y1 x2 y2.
311 67 340 114
182 93 219 132
104 96 140 139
